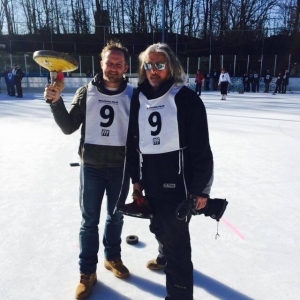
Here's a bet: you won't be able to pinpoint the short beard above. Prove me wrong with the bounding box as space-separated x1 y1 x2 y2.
104 73 123 84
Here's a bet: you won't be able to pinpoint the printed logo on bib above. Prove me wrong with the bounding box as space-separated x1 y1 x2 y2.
101 129 110 136
153 137 160 145
163 183 176 188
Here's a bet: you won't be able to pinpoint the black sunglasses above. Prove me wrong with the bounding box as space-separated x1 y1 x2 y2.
144 62 167 71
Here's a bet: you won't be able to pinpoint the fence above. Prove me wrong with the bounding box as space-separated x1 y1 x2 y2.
1 52 300 78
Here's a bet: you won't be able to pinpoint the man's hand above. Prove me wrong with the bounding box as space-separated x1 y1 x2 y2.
44 84 61 103
194 196 207 210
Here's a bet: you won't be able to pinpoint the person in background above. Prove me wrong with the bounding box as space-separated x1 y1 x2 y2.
4 67 15 96
281 70 289 94
248 70 254 92
194 69 204 96
12 64 24 98
218 68 231 100
204 71 210 90
263 70 272 93
273 72 283 95
243 72 249 93
212 68 219 90
127 43 214 300
44 40 133 300
253 70 259 92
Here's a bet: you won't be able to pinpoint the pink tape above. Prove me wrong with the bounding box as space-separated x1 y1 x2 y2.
221 218 245 240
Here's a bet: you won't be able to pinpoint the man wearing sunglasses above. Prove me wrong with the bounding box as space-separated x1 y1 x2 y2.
127 43 214 300
44 40 133 300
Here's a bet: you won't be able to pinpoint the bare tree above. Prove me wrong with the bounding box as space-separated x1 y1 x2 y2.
1 0 15 34
70 0 90 34
0 0 298 49
0 1 5 34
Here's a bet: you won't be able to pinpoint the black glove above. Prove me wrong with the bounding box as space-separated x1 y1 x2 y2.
176 197 228 221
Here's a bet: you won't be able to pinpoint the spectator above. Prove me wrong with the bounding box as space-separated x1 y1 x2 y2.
218 68 232 100
252 70 259 92
204 71 210 90
4 67 15 96
281 70 289 94
243 72 249 92
194 69 204 96
212 68 219 90
273 72 283 95
248 70 254 92
12 64 24 98
263 70 272 93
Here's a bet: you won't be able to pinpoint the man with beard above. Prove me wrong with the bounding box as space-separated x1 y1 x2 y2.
127 43 214 300
44 40 133 300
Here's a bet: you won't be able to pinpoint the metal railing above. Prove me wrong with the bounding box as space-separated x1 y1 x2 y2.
1 52 300 78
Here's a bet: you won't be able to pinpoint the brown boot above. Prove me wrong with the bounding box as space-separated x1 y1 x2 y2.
146 259 166 270
104 258 130 278
75 273 97 300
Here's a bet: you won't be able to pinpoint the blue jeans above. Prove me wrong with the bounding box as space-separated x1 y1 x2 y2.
79 165 129 274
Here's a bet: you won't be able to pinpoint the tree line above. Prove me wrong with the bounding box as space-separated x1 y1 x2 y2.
0 0 299 54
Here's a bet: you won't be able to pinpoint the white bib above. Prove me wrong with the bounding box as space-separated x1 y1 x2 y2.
85 83 133 146
138 84 182 154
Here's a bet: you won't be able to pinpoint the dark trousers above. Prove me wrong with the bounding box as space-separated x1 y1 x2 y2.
15 79 23 97
205 80 210 90
249 81 253 92
274 83 281 93
195 83 202 95
148 196 193 300
281 84 287 93
264 82 270 92
252 81 259 92
7 82 15 95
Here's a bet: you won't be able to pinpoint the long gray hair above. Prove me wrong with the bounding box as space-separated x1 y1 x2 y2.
138 43 185 84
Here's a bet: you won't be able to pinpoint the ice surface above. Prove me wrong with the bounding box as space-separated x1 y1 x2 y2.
1 90 299 300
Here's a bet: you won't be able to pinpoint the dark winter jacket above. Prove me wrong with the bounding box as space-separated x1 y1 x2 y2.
4 71 14 84
13 67 24 82
282 72 289 85
127 78 214 202
264 73 272 83
276 74 283 85
50 74 132 168
243 74 249 83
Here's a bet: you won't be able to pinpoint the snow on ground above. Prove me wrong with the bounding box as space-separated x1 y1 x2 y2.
0 90 299 300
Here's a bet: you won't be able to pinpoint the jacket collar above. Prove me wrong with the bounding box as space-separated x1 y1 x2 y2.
138 78 175 99
91 73 128 95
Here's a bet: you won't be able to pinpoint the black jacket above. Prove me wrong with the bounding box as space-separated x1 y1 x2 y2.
127 79 213 202
282 72 289 85
50 74 131 168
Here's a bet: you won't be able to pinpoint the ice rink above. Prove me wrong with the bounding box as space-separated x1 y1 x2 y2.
1 89 299 300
